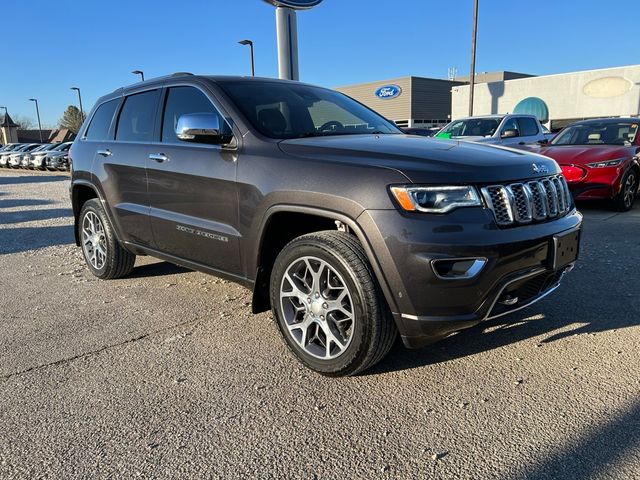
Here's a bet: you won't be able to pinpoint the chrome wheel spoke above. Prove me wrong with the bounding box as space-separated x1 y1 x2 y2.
81 211 108 270
280 256 355 360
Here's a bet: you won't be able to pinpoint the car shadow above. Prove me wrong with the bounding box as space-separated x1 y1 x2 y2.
128 261 191 278
511 399 640 480
0 208 72 225
0 225 74 254
0 175 68 185
370 261 638 375
0 198 53 209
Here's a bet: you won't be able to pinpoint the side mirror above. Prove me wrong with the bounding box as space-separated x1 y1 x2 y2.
176 113 227 145
537 138 549 145
501 129 518 139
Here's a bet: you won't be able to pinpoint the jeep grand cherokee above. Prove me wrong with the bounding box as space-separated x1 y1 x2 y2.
70 74 582 376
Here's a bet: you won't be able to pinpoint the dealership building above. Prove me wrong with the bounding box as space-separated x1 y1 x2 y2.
452 65 640 130
337 65 640 131
335 72 533 129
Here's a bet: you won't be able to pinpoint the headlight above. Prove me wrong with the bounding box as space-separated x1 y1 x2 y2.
390 185 481 213
586 158 625 168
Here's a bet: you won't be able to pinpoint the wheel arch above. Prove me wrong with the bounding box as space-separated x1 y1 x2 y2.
250 205 398 316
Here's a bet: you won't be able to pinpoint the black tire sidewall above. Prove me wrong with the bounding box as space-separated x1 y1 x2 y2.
79 200 112 279
616 169 638 211
270 238 374 375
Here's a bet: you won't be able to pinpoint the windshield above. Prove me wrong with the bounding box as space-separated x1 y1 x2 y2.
52 143 71 152
552 121 638 146
32 144 53 152
436 118 501 138
219 81 401 139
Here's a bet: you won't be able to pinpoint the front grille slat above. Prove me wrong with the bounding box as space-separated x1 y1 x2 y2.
482 174 572 227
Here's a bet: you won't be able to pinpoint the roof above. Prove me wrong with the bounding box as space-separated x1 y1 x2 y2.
0 112 18 128
573 117 640 124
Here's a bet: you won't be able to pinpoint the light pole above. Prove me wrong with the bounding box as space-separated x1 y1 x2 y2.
70 87 84 120
132 70 145 81
468 0 479 116
238 39 255 76
29 98 43 143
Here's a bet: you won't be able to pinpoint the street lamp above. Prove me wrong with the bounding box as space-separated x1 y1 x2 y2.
238 39 255 77
468 0 479 116
29 98 44 143
70 87 84 120
132 70 145 81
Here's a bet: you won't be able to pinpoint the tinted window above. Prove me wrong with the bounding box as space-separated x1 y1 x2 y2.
116 90 160 142
518 117 539 136
501 118 520 136
439 118 499 138
161 86 230 143
552 121 638 146
85 99 119 140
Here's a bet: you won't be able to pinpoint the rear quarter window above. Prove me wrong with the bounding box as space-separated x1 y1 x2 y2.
85 99 119 140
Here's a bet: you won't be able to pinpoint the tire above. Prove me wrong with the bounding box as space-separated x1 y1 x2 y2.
270 231 396 376
613 168 639 212
78 199 136 279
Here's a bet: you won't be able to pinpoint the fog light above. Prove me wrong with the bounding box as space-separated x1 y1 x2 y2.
431 257 487 280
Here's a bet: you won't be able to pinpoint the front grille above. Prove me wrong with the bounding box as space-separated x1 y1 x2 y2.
481 175 572 227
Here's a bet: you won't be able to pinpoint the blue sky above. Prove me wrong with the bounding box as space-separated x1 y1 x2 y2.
1 0 637 126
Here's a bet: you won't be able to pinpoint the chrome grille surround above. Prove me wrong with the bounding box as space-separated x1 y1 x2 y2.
481 175 572 227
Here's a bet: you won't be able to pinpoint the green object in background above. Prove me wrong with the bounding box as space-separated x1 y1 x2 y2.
436 132 452 139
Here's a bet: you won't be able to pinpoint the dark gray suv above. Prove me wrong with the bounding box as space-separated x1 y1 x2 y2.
70 74 582 376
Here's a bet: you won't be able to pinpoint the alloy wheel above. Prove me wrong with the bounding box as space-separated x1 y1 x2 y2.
81 211 107 270
623 172 638 209
279 256 355 360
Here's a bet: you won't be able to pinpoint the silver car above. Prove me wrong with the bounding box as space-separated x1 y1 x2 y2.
435 114 547 147
0 144 27 167
30 143 69 170
43 142 73 170
7 144 41 168
21 144 55 168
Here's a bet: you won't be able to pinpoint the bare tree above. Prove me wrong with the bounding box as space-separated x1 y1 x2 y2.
12 115 36 130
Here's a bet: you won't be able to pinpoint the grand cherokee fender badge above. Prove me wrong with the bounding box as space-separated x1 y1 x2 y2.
176 224 229 243
532 163 549 174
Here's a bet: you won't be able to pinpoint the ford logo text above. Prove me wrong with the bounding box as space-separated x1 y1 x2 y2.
375 85 402 100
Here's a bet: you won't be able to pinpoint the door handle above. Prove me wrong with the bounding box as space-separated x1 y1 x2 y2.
97 149 112 157
149 153 169 163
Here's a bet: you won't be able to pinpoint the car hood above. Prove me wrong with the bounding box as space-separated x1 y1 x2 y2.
278 134 559 184
539 145 637 165
46 151 68 158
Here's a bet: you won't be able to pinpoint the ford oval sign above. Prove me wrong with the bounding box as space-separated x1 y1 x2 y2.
262 0 323 9
375 85 402 100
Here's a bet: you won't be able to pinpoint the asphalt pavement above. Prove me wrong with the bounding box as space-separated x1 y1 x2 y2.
0 170 638 479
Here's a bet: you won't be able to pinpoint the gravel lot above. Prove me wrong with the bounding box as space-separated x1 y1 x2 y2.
0 169 638 479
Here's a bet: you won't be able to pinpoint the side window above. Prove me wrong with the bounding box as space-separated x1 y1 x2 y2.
502 118 520 137
85 99 119 140
518 117 539 137
116 90 160 142
161 86 230 143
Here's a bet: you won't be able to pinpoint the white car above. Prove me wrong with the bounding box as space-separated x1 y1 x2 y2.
435 114 548 147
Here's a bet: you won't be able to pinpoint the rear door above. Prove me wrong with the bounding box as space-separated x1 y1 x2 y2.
146 85 241 274
92 90 160 247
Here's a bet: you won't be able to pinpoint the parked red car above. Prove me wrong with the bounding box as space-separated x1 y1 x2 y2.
539 118 640 211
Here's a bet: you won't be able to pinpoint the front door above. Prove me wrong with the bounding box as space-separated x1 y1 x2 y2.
146 85 241 275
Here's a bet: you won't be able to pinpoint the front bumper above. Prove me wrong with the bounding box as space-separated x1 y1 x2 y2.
357 207 582 348
562 164 624 200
